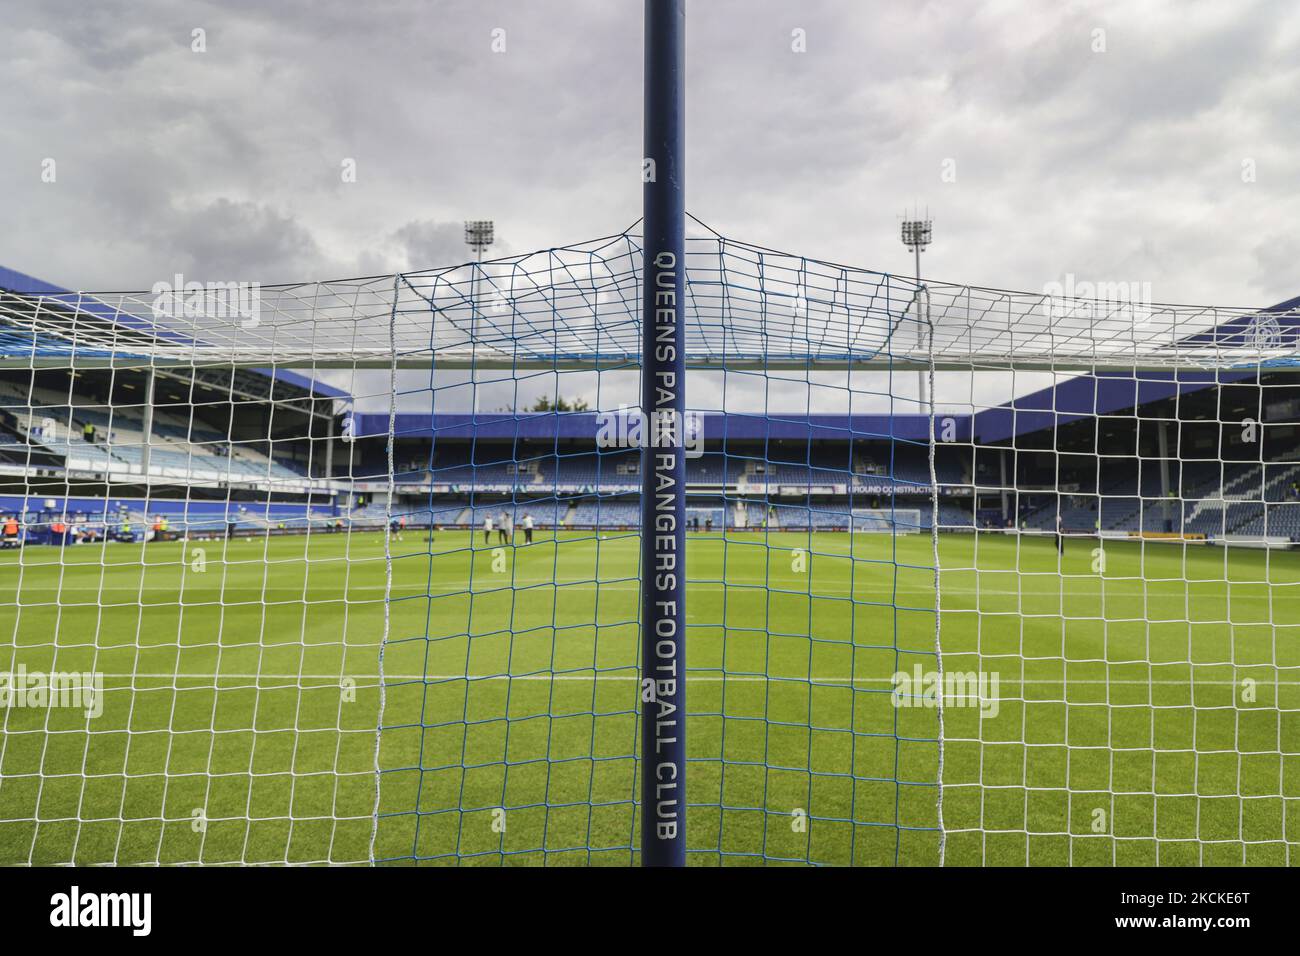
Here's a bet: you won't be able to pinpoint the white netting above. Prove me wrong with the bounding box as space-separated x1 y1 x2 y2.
3 224 1299 867
3 222 1298 373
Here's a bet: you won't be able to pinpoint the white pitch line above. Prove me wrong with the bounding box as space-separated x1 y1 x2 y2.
22 673 1300 687
4 583 1299 600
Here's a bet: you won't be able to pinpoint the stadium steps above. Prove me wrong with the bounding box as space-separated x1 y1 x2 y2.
1263 462 1300 501
1224 465 1300 534
1184 464 1264 531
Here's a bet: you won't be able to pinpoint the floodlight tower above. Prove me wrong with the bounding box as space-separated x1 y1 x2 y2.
901 214 933 411
465 220 494 414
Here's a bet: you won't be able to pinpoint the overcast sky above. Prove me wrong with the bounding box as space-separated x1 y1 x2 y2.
3 0 1298 412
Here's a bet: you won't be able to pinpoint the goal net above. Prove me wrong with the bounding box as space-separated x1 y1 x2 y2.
853 508 923 534
3 222 1296 867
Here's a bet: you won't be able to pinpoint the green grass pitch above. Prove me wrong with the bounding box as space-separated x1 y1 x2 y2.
1 528 1297 865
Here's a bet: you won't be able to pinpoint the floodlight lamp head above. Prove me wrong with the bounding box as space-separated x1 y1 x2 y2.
901 219 932 252
465 220 495 255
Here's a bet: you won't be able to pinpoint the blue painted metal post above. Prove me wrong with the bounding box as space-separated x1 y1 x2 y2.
641 0 687 867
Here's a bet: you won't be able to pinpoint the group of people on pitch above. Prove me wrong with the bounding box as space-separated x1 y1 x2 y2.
483 511 535 545
0 514 128 546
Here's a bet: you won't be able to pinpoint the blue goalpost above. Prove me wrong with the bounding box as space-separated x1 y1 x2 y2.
640 0 688 868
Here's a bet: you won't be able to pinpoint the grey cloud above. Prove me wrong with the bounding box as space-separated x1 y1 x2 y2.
152 198 330 282
393 220 486 273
